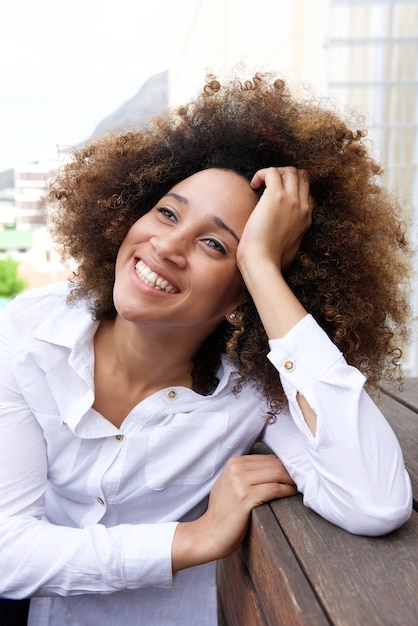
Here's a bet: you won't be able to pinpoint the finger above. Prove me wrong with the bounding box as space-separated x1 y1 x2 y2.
245 463 296 487
247 481 298 508
250 167 283 190
296 169 311 207
251 166 307 198
227 454 296 487
276 168 310 206
308 194 315 211
277 166 299 183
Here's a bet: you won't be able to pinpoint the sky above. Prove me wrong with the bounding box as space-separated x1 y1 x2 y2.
0 0 170 173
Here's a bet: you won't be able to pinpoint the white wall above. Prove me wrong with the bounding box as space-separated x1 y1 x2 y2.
168 0 328 105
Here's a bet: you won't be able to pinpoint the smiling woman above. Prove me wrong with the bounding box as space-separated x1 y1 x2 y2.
112 169 256 330
0 70 413 626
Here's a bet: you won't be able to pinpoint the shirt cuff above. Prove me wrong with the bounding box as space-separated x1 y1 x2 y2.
120 522 179 589
267 314 344 393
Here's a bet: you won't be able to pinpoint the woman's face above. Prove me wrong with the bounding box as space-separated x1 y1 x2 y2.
114 168 258 335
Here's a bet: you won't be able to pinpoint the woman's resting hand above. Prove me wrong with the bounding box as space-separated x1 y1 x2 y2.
172 454 296 572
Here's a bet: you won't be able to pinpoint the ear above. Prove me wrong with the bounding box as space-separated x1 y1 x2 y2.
225 311 237 323
223 286 244 323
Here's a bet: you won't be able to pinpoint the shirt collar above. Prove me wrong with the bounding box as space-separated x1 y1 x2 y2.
213 356 240 395
34 301 99 351
31 294 241 434
33 298 240 395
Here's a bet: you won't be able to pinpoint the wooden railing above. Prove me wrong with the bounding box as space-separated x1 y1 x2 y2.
217 378 418 626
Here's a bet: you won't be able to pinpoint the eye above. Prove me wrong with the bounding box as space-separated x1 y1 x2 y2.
157 206 177 222
202 238 226 254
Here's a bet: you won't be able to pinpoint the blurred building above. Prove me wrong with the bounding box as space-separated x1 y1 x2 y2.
325 0 418 374
2 161 69 288
168 0 418 374
14 161 57 230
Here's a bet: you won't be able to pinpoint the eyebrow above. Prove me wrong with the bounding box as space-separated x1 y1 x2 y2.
212 216 239 243
165 192 189 205
164 192 240 243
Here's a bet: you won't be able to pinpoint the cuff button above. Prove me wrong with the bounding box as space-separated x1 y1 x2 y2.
284 359 295 372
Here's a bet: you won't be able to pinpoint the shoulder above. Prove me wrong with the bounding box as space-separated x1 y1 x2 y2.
4 281 69 306
2 281 69 319
0 282 88 341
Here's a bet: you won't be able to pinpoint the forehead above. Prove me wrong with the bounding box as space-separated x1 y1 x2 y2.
169 168 258 212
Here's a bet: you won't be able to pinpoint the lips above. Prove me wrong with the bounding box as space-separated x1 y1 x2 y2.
134 260 179 293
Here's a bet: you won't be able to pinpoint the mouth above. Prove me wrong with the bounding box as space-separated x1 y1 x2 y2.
134 259 179 293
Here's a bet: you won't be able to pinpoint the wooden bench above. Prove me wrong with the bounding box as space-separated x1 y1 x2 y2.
217 378 418 626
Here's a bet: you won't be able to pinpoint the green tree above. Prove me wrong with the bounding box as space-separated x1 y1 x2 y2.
0 258 27 298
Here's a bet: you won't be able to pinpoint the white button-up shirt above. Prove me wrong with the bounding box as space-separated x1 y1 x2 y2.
0 283 412 626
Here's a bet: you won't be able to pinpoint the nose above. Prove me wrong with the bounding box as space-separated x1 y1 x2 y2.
150 232 187 268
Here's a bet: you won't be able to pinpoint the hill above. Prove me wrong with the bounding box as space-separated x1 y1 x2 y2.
90 70 168 138
0 70 168 185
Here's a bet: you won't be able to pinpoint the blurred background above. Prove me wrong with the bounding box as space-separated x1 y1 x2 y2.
0 0 417 373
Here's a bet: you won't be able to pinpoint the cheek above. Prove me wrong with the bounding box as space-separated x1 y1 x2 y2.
121 215 150 243
114 243 128 273
116 220 146 264
216 270 243 304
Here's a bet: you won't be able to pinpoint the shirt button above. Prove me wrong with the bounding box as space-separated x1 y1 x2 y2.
167 390 177 400
284 359 295 372
115 434 124 441
96 497 105 506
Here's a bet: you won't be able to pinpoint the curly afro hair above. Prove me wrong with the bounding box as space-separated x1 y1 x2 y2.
45 71 412 416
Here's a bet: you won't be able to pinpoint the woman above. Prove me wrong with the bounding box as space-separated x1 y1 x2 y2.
0 72 412 625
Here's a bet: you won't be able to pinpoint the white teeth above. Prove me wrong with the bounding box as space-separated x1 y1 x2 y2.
135 260 177 293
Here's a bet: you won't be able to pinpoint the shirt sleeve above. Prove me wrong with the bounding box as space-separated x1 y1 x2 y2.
0 311 177 599
262 314 413 536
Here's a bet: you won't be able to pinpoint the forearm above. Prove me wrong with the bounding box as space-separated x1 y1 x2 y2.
239 258 307 340
238 165 312 340
240 258 317 433
171 518 228 574
264 315 413 535
268 389 413 536
0 357 177 597
0 517 177 597
0 416 177 597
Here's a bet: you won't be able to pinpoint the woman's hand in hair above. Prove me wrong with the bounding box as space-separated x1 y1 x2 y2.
236 167 312 339
237 166 313 272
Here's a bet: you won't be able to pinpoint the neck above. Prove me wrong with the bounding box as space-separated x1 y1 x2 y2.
95 317 206 390
93 318 199 426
